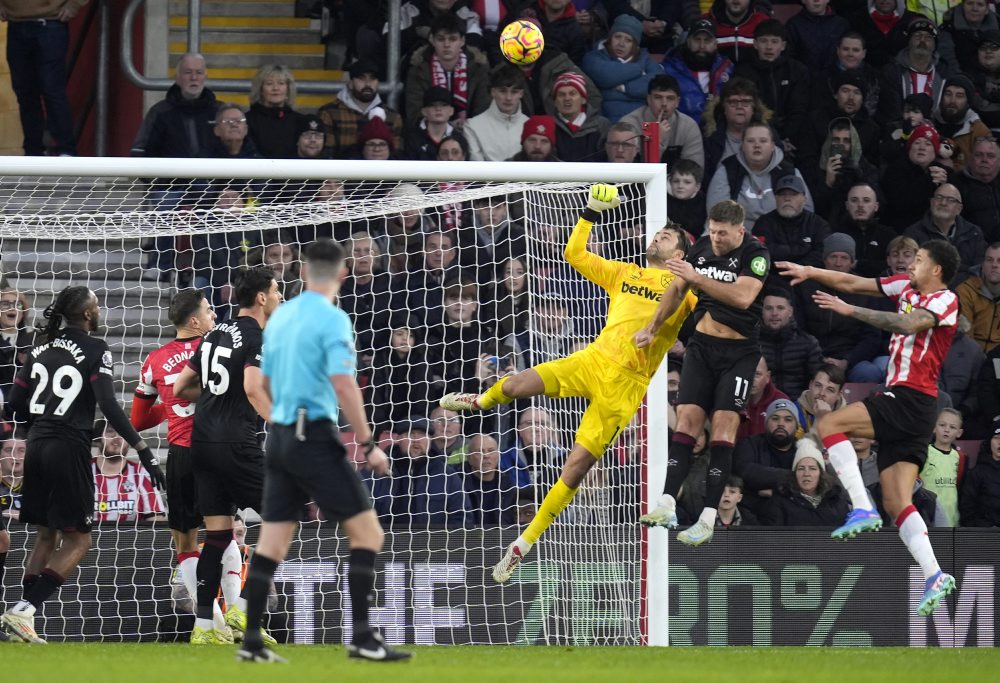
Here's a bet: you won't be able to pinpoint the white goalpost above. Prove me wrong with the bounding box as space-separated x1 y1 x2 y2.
0 157 669 646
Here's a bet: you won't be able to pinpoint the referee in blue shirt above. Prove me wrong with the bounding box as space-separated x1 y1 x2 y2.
238 240 411 663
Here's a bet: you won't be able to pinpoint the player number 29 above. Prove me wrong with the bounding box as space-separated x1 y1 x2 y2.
29 364 84 416
200 342 231 395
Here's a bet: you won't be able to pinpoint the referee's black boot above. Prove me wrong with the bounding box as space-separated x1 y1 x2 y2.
348 630 413 662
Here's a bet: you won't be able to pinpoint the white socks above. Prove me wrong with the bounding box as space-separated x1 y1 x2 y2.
220 540 243 609
898 506 941 580
823 434 871 510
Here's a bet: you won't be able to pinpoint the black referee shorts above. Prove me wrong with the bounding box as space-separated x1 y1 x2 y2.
863 385 938 471
166 444 203 533
19 436 94 533
191 440 264 517
261 420 372 524
676 332 762 415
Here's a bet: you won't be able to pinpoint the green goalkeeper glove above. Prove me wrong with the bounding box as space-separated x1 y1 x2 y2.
587 183 620 212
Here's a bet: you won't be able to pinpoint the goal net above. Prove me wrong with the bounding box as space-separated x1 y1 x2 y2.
0 158 669 645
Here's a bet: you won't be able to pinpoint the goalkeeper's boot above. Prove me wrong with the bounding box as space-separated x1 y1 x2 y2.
831 507 883 541
439 393 481 412
236 645 288 663
226 606 277 647
348 630 413 662
1 610 46 644
190 625 229 645
639 494 678 529
492 542 524 584
917 571 956 617
677 519 715 547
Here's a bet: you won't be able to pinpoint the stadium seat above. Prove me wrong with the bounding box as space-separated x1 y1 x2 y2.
843 383 878 404
956 440 982 470
772 3 802 23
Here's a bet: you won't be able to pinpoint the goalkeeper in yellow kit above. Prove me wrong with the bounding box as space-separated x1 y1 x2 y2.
440 184 696 583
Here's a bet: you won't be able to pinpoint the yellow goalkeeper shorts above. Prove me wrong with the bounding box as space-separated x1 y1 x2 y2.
534 347 649 458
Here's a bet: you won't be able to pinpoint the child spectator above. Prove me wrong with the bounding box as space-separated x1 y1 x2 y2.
667 159 707 236
921 408 967 527
716 476 759 527
404 86 457 160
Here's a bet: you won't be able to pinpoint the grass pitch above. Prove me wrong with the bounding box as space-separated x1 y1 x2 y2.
2 644 998 683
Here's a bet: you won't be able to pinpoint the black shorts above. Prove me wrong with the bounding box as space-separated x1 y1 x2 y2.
261 421 372 523
19 436 94 533
166 444 203 533
191 440 264 517
676 332 762 415
863 385 938 471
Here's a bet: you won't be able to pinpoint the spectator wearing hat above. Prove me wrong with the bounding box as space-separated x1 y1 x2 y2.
761 438 850 527
733 398 802 516
938 0 1000 76
959 419 1000 526
363 417 470 529
736 356 792 441
733 19 810 145
847 0 919 69
932 75 992 172
877 16 945 132
509 114 559 161
404 13 491 128
968 30 1000 130
549 71 611 161
881 122 954 231
244 64 303 159
799 69 882 174
404 86 458 160
292 114 328 160
954 136 1000 245
706 0 771 65
809 33 883 119
754 173 831 271
813 117 882 223
904 183 986 286
356 117 397 160
662 18 735 126
759 288 824 398
317 58 403 159
785 0 851 71
620 74 705 168
581 14 662 122
464 65 529 162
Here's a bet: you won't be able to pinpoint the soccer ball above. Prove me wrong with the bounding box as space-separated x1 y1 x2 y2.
499 20 544 66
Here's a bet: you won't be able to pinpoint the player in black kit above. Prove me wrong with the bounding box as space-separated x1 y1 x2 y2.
635 200 770 546
0 286 165 643
174 266 281 645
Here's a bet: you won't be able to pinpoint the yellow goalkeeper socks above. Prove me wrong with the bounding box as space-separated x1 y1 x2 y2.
521 478 579 546
477 376 513 410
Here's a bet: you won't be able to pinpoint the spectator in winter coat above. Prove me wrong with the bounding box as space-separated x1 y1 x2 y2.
799 69 882 175
340 233 397 357
785 0 851 71
940 316 985 422
831 183 897 279
753 174 830 271
953 136 1000 245
245 64 303 159
960 421 1000 526
881 123 953 231
318 58 404 159
701 76 773 178
761 438 850 526
736 356 792 441
518 0 588 66
759 289 825 398
620 75 705 168
937 0 999 76
550 72 611 162
707 0 771 65
464 65 529 161
581 14 662 122
877 17 945 132
500 406 569 491
809 33 882 119
661 18 735 126
932 75 992 173
509 114 560 161
367 322 443 427
846 0 919 69
811 117 881 222
967 30 1000 131
404 86 458 160
733 398 801 516
904 183 987 286
956 243 1000 352
462 433 518 526
667 159 708 237
733 19 810 145
503 46 603 118
795 363 847 434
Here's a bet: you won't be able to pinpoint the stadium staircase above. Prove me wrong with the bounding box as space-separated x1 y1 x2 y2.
167 0 345 112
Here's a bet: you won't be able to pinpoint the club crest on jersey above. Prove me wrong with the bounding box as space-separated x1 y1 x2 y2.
729 258 739 268
750 256 768 276
903 302 913 313
102 350 113 368
661 274 669 287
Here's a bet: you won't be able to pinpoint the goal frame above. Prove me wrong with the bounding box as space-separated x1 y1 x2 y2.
0 156 670 646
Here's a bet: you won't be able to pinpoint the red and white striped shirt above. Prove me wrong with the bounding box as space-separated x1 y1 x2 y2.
878 274 958 397
93 460 165 522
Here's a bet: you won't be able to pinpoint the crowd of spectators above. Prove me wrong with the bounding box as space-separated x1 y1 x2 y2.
6 1 1000 531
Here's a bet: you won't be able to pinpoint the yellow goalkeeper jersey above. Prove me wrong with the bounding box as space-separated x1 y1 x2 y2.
564 216 696 379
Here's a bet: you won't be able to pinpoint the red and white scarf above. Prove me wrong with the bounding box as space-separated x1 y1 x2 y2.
432 52 469 112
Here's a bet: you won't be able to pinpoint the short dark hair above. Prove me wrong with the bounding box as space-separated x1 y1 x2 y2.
439 132 470 159
921 239 961 284
233 266 276 309
670 158 704 184
840 31 865 49
648 74 680 96
430 12 465 37
169 288 206 328
742 121 773 141
304 239 346 280
665 224 691 256
725 475 744 492
815 362 847 389
708 199 746 225
754 19 785 40
443 276 478 302
490 64 526 90
720 77 758 102
764 287 794 305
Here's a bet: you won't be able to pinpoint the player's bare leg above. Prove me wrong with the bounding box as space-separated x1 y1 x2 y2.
815 403 883 540
880 461 956 615
641 404 708 531
440 368 546 411
494 444 596 583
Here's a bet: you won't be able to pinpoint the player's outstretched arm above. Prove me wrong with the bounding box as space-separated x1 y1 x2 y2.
331 374 389 476
776 261 880 296
812 291 938 334
634 276 687 347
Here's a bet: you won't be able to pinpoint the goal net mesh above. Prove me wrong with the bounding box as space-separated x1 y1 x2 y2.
0 170 651 644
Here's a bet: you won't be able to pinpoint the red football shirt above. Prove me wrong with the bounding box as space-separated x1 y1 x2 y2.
135 337 200 447
92 460 165 522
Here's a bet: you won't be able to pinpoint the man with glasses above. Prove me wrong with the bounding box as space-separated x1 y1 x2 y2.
904 183 987 286
702 77 764 178
954 136 1000 243
601 122 641 163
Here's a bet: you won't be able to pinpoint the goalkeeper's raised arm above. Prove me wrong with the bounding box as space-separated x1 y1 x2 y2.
563 183 622 279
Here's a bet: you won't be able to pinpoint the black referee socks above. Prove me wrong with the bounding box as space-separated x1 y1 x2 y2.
349 548 377 640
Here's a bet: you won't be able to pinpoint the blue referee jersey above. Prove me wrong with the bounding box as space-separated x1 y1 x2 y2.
262 290 356 426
